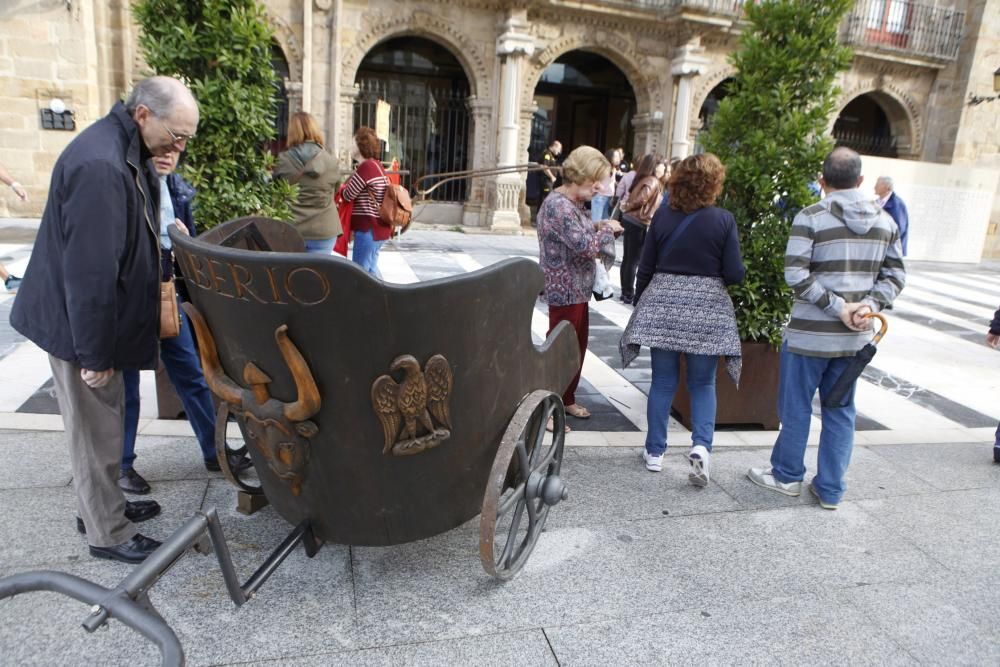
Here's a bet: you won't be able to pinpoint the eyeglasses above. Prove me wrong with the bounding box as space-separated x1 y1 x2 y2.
155 114 195 146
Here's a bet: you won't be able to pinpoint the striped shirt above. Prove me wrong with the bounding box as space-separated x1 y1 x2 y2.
783 188 906 358
342 158 388 234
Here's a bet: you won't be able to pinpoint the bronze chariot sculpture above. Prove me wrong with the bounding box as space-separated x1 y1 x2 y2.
0 216 579 665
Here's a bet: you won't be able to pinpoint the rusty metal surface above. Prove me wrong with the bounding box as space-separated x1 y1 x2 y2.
480 390 567 580
170 218 579 547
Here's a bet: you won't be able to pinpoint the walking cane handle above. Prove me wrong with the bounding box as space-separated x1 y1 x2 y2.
864 312 888 344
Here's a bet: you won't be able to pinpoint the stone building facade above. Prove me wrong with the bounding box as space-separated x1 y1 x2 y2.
2 0 998 253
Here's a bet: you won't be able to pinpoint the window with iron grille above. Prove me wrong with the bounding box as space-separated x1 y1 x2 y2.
354 38 471 203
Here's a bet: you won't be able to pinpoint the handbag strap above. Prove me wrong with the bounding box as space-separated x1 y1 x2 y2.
658 210 700 257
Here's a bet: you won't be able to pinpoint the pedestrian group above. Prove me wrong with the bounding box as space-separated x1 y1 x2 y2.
3 75 996 568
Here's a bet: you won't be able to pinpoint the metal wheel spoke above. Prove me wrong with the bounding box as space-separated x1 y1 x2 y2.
529 407 551 467
523 492 539 530
498 500 526 567
496 484 526 517
515 440 531 476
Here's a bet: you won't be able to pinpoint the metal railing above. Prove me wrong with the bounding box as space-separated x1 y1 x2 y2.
833 128 899 157
841 0 964 60
353 78 471 203
574 1 965 61
670 0 747 16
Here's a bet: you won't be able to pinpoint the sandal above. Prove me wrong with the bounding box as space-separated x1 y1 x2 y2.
565 404 591 419
546 417 571 434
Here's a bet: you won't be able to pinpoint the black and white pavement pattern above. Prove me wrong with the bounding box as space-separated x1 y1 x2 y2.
1 229 999 443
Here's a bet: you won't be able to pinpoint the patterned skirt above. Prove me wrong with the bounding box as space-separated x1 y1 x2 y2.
619 273 743 386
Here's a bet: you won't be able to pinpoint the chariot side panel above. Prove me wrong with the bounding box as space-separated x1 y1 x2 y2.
171 219 578 546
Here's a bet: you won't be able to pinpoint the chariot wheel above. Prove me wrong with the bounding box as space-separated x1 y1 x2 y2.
215 402 264 496
480 390 568 580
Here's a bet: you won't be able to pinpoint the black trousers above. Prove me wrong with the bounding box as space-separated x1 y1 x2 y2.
620 221 647 300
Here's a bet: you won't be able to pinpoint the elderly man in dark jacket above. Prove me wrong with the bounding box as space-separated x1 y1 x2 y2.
10 76 199 564
875 176 909 256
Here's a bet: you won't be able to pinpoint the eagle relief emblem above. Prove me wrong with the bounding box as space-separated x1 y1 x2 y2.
371 354 453 456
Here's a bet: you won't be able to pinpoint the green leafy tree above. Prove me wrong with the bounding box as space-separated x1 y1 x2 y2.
132 0 294 227
702 0 853 346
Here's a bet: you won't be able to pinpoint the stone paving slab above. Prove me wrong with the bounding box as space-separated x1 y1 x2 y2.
857 486 1000 572
0 480 208 570
828 572 1000 665
1 436 998 665
865 441 1000 491
543 592 918 666
0 430 71 489
246 629 560 666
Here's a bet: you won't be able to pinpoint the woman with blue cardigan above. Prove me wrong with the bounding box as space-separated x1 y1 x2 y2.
620 153 745 486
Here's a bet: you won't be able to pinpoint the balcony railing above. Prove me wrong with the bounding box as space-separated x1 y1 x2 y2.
670 0 746 16
841 0 964 61
595 0 965 63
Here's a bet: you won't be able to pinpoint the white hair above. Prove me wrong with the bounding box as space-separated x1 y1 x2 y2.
124 76 197 118
876 175 894 190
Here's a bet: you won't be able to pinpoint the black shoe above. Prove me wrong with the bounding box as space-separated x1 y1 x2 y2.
620 294 632 305
118 468 151 495
76 500 161 534
88 533 162 564
204 453 253 473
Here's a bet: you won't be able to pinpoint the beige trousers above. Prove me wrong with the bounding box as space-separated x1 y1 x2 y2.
48 355 136 547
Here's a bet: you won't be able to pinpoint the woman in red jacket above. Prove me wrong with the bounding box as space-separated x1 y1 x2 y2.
341 126 392 277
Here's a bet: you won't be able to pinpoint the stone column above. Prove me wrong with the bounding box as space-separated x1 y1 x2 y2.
632 112 666 158
337 88 359 168
463 97 495 226
487 10 535 231
670 42 709 160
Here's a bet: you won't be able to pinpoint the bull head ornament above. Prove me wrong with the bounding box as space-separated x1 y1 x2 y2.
183 304 320 496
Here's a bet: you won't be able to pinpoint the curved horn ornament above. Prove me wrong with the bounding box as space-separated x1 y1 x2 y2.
276 325 321 422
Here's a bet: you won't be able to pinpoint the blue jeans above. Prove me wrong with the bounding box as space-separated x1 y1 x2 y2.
769 343 857 504
303 237 335 254
645 349 719 456
122 304 217 470
352 229 385 279
591 194 610 222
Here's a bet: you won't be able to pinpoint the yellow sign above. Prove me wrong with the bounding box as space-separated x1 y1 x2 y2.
375 100 391 141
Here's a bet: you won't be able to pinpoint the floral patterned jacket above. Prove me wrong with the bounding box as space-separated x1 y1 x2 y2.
537 192 616 306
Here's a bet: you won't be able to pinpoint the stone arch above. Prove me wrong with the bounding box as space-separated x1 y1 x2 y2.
268 16 303 84
342 10 489 98
523 34 654 115
835 84 921 158
521 33 655 163
692 66 737 121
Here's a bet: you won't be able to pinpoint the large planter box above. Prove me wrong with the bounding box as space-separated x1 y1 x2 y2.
672 341 780 430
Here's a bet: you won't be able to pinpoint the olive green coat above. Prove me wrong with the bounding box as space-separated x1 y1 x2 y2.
274 142 342 240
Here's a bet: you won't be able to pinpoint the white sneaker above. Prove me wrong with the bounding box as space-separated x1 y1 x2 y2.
643 450 663 472
746 466 802 497
809 483 838 510
687 445 710 487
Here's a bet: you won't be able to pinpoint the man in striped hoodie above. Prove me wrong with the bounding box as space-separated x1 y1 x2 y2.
748 147 906 509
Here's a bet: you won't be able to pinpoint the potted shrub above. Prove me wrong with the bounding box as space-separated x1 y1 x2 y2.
673 0 853 429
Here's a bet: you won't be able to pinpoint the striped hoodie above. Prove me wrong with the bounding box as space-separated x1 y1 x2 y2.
783 188 906 358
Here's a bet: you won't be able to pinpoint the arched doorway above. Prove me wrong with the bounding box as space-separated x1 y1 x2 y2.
833 93 904 157
268 42 291 156
529 51 637 163
694 78 733 154
354 37 471 202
